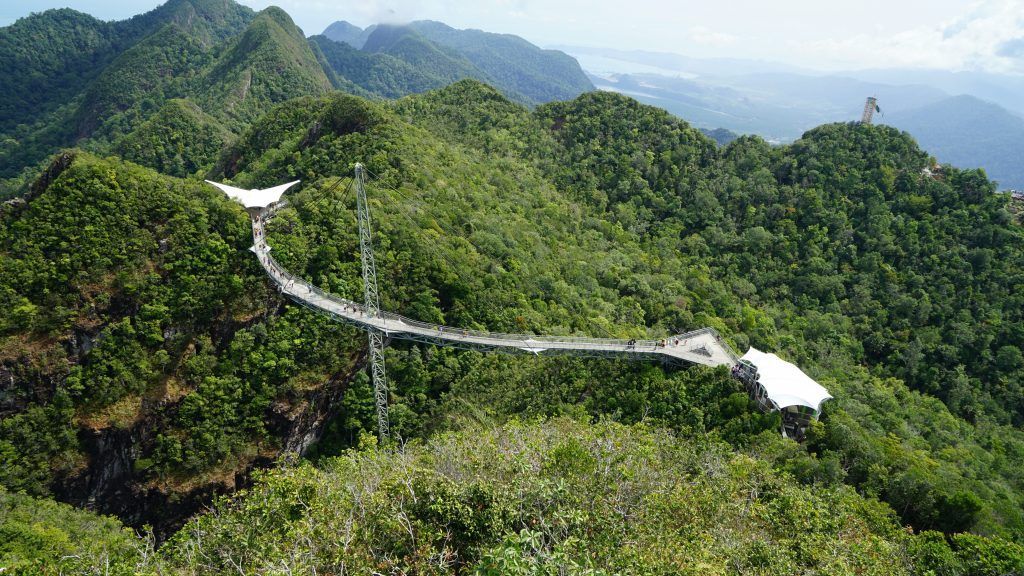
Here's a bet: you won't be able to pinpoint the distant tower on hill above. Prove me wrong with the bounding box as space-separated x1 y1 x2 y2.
861 96 880 124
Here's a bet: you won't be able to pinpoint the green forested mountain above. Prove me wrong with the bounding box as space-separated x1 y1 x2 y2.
310 34 444 98
0 9 121 135
1 1 1024 572
322 19 376 48
885 95 1024 190
0 1 322 191
407 20 597 103
320 19 595 104
360 24 491 87
2 79 1024 572
0 0 250 136
197 6 331 125
0 5 592 199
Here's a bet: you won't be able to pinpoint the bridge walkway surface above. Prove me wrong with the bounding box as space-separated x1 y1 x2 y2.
250 216 738 368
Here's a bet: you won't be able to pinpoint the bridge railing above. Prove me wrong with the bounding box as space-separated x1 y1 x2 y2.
258 247 738 358
378 310 664 348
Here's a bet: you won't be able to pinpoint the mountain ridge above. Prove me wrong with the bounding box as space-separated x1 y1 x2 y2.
0 7 594 192
1 2 1024 570
3 83 1024 568
320 19 594 104
885 94 1024 190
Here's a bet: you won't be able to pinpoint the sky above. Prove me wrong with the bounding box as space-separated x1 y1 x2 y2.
3 0 1023 74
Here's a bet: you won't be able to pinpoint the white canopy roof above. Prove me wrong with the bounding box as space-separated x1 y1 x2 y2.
741 347 832 412
206 180 300 209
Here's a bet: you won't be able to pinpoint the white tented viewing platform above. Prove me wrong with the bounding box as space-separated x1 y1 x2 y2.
735 347 832 439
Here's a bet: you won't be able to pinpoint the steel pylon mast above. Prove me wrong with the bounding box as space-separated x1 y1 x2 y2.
354 163 390 443
861 96 879 125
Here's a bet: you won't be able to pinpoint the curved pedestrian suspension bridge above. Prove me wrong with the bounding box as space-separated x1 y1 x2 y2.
209 164 826 441
256 247 737 366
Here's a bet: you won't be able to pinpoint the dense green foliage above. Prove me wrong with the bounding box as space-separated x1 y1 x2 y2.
155 419 1018 574
6 421 1024 574
4 80 1024 552
0 487 145 575
115 99 232 177
311 34 451 99
0 1 322 191
0 9 121 135
1 3 1024 569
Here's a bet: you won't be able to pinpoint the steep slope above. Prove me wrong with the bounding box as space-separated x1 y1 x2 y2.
0 9 121 135
885 95 1024 190
197 7 332 126
322 19 594 104
361 24 488 87
0 0 250 137
130 0 255 43
0 150 357 536
409 20 594 103
310 34 444 98
71 0 255 140
114 98 233 177
72 21 222 140
0 0 255 183
0 3 337 188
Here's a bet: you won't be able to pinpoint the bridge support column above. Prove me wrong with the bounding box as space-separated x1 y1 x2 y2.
355 162 390 443
367 328 389 441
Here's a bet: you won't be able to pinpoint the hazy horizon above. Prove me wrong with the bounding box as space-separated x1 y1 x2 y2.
2 0 1022 75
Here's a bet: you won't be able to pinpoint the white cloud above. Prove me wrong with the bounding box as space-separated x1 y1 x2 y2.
688 26 737 47
7 0 1019 75
795 0 1024 72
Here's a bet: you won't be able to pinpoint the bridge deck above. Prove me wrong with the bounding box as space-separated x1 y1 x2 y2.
251 217 737 368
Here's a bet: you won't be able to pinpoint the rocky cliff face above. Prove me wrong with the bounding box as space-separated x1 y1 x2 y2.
0 150 372 538
46 339 365 539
